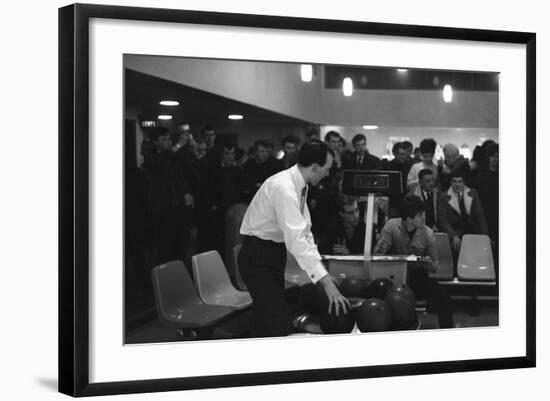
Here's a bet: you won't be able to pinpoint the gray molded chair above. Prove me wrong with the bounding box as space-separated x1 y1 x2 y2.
457 234 496 281
430 232 455 280
285 251 311 286
232 244 298 292
192 250 253 309
151 260 236 332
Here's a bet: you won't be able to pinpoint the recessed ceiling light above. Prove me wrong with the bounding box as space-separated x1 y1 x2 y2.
343 77 353 97
443 84 453 103
397 69 408 72
157 115 173 120
228 114 243 120
159 100 179 106
362 125 379 130
300 64 313 82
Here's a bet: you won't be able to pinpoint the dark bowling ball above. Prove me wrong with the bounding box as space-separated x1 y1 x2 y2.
365 278 394 300
387 284 416 305
320 306 355 334
385 290 418 330
339 276 367 298
355 298 392 332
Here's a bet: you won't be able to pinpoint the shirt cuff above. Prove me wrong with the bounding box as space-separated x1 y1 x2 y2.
307 262 329 284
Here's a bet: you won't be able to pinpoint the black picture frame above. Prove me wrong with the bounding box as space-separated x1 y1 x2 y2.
58 3 536 397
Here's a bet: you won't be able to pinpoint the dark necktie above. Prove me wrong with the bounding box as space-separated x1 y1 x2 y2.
357 155 363 167
300 185 308 215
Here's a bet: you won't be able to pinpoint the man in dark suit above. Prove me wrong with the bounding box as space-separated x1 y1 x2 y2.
438 170 489 253
408 168 439 231
343 133 382 170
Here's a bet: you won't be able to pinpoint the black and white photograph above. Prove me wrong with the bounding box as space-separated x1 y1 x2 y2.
123 55 500 343
52 2 537 398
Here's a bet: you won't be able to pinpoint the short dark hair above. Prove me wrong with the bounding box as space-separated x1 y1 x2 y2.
392 141 408 155
472 145 484 163
254 139 272 149
485 142 498 158
297 139 334 168
305 127 319 140
339 137 346 147
400 195 425 220
200 124 215 134
324 130 341 143
282 134 300 146
352 133 366 145
449 169 466 180
419 138 437 154
222 141 236 151
149 126 169 142
418 168 434 181
402 141 413 151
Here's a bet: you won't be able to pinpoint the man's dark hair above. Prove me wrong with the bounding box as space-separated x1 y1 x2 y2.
324 130 341 143
222 141 236 151
419 138 437 154
400 195 426 220
149 126 169 142
402 140 414 152
298 139 334 168
305 127 319 140
254 139 272 149
485 142 498 158
392 141 408 155
352 133 366 145
339 137 346 147
282 134 300 146
418 168 434 181
449 169 466 180
200 124 215 134
472 145 484 163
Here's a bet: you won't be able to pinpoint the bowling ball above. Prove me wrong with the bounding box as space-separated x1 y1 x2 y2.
355 298 392 332
387 284 416 305
339 276 367 298
385 290 418 330
320 307 356 334
365 278 394 300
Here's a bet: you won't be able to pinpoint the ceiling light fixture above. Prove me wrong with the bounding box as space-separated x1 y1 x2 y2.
159 100 180 106
157 115 173 120
228 114 244 120
343 77 353 97
397 68 408 72
362 125 379 130
300 64 313 82
443 84 453 103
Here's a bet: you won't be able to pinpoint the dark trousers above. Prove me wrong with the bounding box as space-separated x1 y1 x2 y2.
408 269 454 329
238 235 292 337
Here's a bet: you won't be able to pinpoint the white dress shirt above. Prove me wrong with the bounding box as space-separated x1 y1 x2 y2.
240 165 328 283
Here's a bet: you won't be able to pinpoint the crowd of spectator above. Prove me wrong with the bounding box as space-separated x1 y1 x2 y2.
126 123 499 291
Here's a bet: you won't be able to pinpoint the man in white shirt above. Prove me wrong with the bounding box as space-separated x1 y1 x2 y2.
239 140 350 337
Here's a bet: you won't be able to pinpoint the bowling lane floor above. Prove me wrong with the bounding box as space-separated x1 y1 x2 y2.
125 298 498 344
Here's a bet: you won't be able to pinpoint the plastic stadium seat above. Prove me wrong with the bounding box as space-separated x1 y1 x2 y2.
285 252 312 286
192 251 253 309
151 261 236 330
430 232 455 280
232 244 298 292
457 234 496 281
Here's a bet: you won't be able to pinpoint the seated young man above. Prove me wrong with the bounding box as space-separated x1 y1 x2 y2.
373 195 454 329
318 195 366 255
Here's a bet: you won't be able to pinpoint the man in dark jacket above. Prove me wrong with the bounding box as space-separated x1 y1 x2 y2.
438 170 489 253
343 133 382 171
241 139 283 202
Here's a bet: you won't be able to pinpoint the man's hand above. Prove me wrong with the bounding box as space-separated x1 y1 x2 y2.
452 236 461 251
332 244 350 255
424 257 439 273
319 275 350 316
